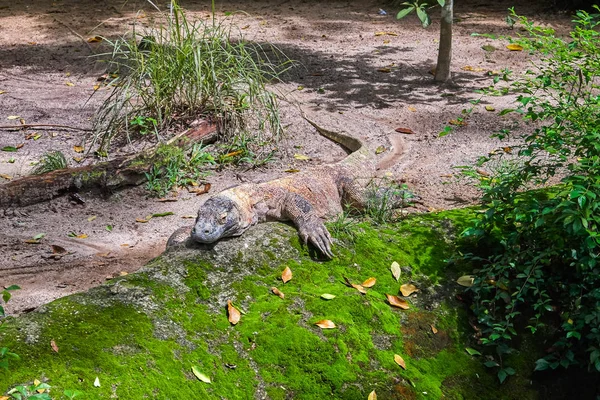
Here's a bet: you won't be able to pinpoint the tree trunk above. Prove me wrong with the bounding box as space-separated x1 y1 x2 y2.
0 121 218 208
434 0 453 83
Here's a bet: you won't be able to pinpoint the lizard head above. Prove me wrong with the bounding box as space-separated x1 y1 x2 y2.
191 196 242 243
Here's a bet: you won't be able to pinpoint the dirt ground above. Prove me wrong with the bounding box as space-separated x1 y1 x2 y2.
0 0 571 314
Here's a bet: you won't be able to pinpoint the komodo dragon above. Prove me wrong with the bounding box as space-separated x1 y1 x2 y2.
167 115 407 257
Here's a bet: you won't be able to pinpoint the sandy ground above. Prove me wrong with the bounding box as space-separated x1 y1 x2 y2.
0 0 571 314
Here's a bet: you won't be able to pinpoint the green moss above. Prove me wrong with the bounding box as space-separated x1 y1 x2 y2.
0 210 543 399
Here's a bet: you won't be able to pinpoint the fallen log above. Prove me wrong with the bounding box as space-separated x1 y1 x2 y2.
0 121 218 208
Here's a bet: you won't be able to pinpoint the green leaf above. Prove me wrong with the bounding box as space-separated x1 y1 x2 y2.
497 369 508 383
320 293 336 300
151 212 174 218
437 0 445 6
106 225 113 232
5 285 20 291
438 126 453 137
416 6 431 27
192 366 211 383
498 108 516 116
33 233 46 240
1 146 17 152
396 6 415 20
484 360 500 368
465 347 482 356
535 358 550 371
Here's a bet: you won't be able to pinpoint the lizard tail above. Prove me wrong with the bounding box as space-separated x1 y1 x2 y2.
300 112 363 153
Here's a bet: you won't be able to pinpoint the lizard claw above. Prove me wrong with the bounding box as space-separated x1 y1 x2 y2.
299 217 334 258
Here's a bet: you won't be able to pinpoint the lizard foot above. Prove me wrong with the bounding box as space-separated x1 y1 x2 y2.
298 217 334 259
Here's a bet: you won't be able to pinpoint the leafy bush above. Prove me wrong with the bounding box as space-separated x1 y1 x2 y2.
91 1 289 152
458 7 600 380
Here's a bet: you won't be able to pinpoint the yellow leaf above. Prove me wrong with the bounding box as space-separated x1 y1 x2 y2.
282 266 292 283
374 31 398 36
0 90 5 94
73 145 84 153
485 105 496 112
93 84 100 91
362 277 376 288
506 43 523 51
294 153 310 161
65 81 75 87
87 215 97 222
315 319 336 329
502 147 513 154
7 115 20 120
227 300 241 325
135 218 150 223
400 283 418 297
375 145 386 155
394 354 407 369
377 67 391 73
76 233 88 239
408 106 417 112
297 85 305 90
271 287 285 299
285 168 300 173
0 174 12 180
431 324 438 334
461 65 485 72
73 157 83 163
368 390 377 400
383 39 390 44
386 294 410 309
87 36 103 43
449 119 467 126
119 271 128 276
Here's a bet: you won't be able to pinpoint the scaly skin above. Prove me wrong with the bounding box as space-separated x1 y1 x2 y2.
168 116 378 258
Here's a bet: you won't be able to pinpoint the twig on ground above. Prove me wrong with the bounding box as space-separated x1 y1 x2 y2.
0 124 93 132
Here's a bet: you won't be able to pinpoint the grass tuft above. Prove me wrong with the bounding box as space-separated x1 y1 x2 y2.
31 151 68 175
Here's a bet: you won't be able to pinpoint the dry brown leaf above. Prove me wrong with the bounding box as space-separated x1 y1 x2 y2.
506 43 524 51
50 340 59 353
475 168 490 177
87 36 103 43
0 174 12 181
188 183 211 195
51 245 67 254
362 277 376 288
73 145 84 153
352 283 367 294
394 354 407 369
315 319 336 329
282 267 292 283
368 390 377 400
374 31 398 36
271 287 285 299
431 324 438 334
285 168 300 173
227 300 241 325
377 68 391 73
449 119 467 126
400 283 418 297
16 143 24 149
386 294 410 309
395 127 415 134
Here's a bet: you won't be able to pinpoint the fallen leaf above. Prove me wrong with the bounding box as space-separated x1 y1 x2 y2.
76 233 88 239
32 134 41 140
368 390 377 400
73 157 83 163
506 43 523 51
449 119 467 126
374 31 398 36
1 146 17 152
151 212 174 218
375 145 386 154
285 168 300 173
386 294 410 309
395 127 415 134
394 354 407 369
362 277 377 288
119 271 128 276
481 44 496 52
33 233 46 240
297 85 305 90
188 183 211 195
0 174 11 180
390 261 401 281
223 150 243 158
227 300 241 325
136 218 150 223
87 215 97 222
192 366 211 383
182 215 195 219
315 319 336 329
461 65 486 72
50 340 59 353
51 245 67 254
93 377 100 387
352 283 367 294
7 115 20 120
271 287 285 299
65 81 75 87
475 168 490 177
320 293 336 300
377 67 391 73
16 143 24 149
400 283 418 296
408 106 417 112
87 36 103 43
456 275 475 287
431 324 438 334
24 239 41 244
73 145 84 153
281 267 292 283
0 90 5 94
485 105 496 112
383 39 390 44
294 153 310 161
93 84 100 91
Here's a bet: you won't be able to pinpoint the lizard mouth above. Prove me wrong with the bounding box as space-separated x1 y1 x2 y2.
191 196 241 243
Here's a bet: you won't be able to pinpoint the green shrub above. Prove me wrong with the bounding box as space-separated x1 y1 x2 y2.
91 1 290 152
458 6 600 380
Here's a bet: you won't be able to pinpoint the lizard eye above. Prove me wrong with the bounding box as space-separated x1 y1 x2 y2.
218 212 228 224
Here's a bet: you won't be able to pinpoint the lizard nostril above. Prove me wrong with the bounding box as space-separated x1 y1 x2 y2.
204 229 210 234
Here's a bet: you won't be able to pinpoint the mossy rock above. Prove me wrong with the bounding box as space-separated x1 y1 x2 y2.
0 210 540 399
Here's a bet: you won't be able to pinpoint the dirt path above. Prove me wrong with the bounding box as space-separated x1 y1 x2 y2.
0 0 570 314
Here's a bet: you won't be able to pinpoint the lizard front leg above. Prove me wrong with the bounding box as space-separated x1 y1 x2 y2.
279 192 334 258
